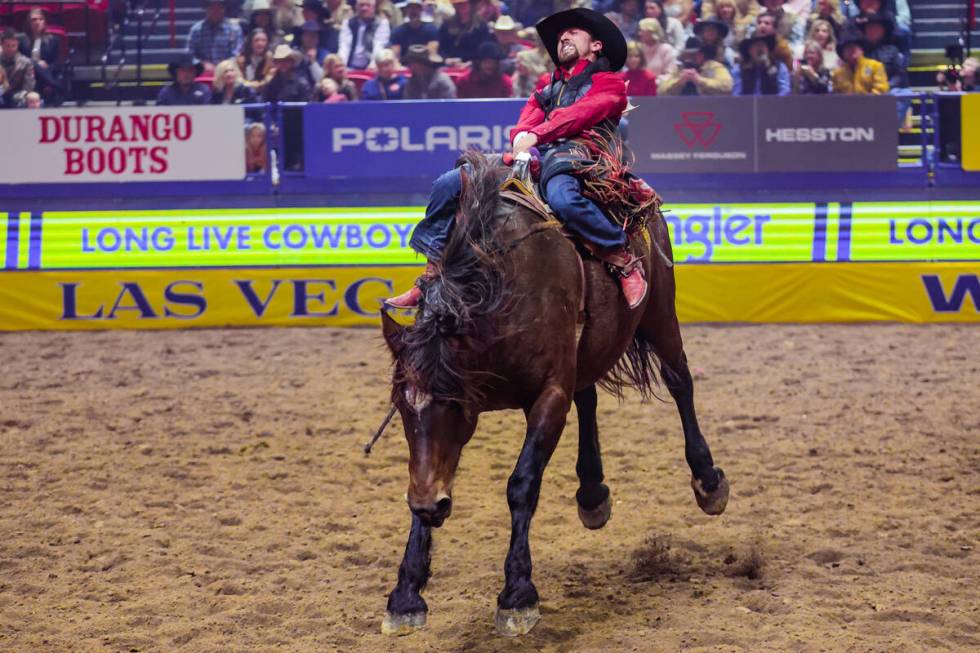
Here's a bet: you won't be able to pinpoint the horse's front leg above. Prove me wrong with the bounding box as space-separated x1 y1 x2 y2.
496 384 571 637
382 514 432 635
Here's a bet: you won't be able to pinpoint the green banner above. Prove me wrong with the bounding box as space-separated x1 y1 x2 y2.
849 201 980 261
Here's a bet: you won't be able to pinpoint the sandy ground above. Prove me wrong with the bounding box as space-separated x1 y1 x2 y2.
0 324 977 652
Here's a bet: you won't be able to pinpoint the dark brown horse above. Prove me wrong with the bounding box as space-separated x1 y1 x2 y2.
379 153 729 637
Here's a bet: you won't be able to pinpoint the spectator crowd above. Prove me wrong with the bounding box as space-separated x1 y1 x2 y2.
141 0 929 109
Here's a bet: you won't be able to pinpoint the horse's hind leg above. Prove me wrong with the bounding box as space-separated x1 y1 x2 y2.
382 514 432 635
574 385 612 529
496 384 571 637
639 311 729 516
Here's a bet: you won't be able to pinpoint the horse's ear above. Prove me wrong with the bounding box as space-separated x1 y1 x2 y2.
380 310 406 356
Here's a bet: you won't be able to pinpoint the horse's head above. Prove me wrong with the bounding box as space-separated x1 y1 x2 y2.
382 310 477 528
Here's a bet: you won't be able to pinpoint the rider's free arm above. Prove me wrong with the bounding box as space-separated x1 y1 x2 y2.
508 72 627 147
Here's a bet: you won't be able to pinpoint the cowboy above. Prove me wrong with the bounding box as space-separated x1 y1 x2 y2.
831 31 888 95
732 33 790 95
402 44 457 99
156 54 211 105
386 8 648 310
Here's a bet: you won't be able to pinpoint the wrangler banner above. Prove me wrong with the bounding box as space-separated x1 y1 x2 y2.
0 263 976 331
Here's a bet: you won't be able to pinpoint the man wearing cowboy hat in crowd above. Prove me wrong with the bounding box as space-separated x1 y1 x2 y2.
732 32 790 95
157 53 212 105
387 8 649 309
187 0 244 72
492 14 530 75
693 17 735 71
659 36 733 95
403 44 457 98
831 31 888 95
390 0 439 59
457 41 512 98
295 0 340 54
264 43 313 101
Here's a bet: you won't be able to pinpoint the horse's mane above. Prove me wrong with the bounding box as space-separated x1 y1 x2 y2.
396 151 514 408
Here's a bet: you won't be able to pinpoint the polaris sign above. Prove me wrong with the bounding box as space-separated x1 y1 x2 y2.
331 125 515 153
305 99 525 178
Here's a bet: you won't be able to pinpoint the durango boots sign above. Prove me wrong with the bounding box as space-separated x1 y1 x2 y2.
0 106 247 183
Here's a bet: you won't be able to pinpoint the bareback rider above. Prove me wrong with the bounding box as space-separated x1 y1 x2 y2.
386 8 647 309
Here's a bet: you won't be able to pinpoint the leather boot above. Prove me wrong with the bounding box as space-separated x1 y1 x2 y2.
613 252 647 309
384 262 437 309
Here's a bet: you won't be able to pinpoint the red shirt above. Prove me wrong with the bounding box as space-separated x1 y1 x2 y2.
510 59 628 145
622 68 657 96
456 69 513 99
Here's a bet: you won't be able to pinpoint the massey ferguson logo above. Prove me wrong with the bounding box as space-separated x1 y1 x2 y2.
674 112 722 148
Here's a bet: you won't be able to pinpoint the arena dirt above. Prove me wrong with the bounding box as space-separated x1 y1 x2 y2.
0 324 977 652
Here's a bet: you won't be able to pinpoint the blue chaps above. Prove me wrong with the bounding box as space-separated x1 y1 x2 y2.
408 166 626 260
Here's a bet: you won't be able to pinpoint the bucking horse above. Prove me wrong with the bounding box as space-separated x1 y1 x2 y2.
378 151 730 637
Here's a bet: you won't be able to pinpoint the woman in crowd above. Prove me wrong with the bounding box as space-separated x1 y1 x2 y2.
246 0 285 45
623 41 657 95
643 0 686 50
237 28 276 93
438 0 494 64
794 40 831 93
212 58 259 103
321 53 359 100
807 0 845 39
708 0 753 46
805 18 839 70
245 123 267 173
606 0 643 40
636 18 676 78
510 48 547 98
661 0 694 33
271 0 303 35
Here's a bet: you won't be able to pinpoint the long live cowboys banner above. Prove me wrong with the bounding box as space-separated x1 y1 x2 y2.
0 263 976 329
0 106 247 183
302 95 898 177
2 201 977 271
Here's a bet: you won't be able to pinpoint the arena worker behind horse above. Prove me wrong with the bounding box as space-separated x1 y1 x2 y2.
377 8 730 638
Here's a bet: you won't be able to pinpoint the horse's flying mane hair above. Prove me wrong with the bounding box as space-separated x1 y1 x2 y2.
394 151 515 408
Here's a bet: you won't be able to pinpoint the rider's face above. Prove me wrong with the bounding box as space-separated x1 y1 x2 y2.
557 28 599 65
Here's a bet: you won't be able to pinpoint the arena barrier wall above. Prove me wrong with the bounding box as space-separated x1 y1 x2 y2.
0 201 977 330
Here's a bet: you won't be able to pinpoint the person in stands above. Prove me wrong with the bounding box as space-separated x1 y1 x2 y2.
157 53 211 105
237 28 276 93
403 43 457 98
18 8 64 105
658 36 733 95
456 41 512 97
187 0 244 72
831 32 888 95
438 0 494 64
794 40 831 94
389 0 438 59
622 40 657 95
732 33 790 95
264 44 313 101
635 18 676 79
338 0 391 70
211 58 259 103
1 28 35 108
360 48 409 100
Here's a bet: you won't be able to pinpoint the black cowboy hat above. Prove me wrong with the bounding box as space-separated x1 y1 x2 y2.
301 0 326 13
693 18 729 40
858 11 895 39
836 30 868 57
680 35 710 56
738 32 775 60
474 41 505 61
168 53 204 77
536 8 628 71
403 43 444 66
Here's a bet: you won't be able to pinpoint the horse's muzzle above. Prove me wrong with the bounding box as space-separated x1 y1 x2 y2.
410 496 453 528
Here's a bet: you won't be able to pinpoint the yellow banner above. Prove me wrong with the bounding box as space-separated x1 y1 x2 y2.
0 263 976 330
963 94 980 171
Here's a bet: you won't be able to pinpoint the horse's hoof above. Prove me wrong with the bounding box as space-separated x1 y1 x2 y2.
577 494 612 530
381 611 426 636
495 603 540 637
692 467 729 516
